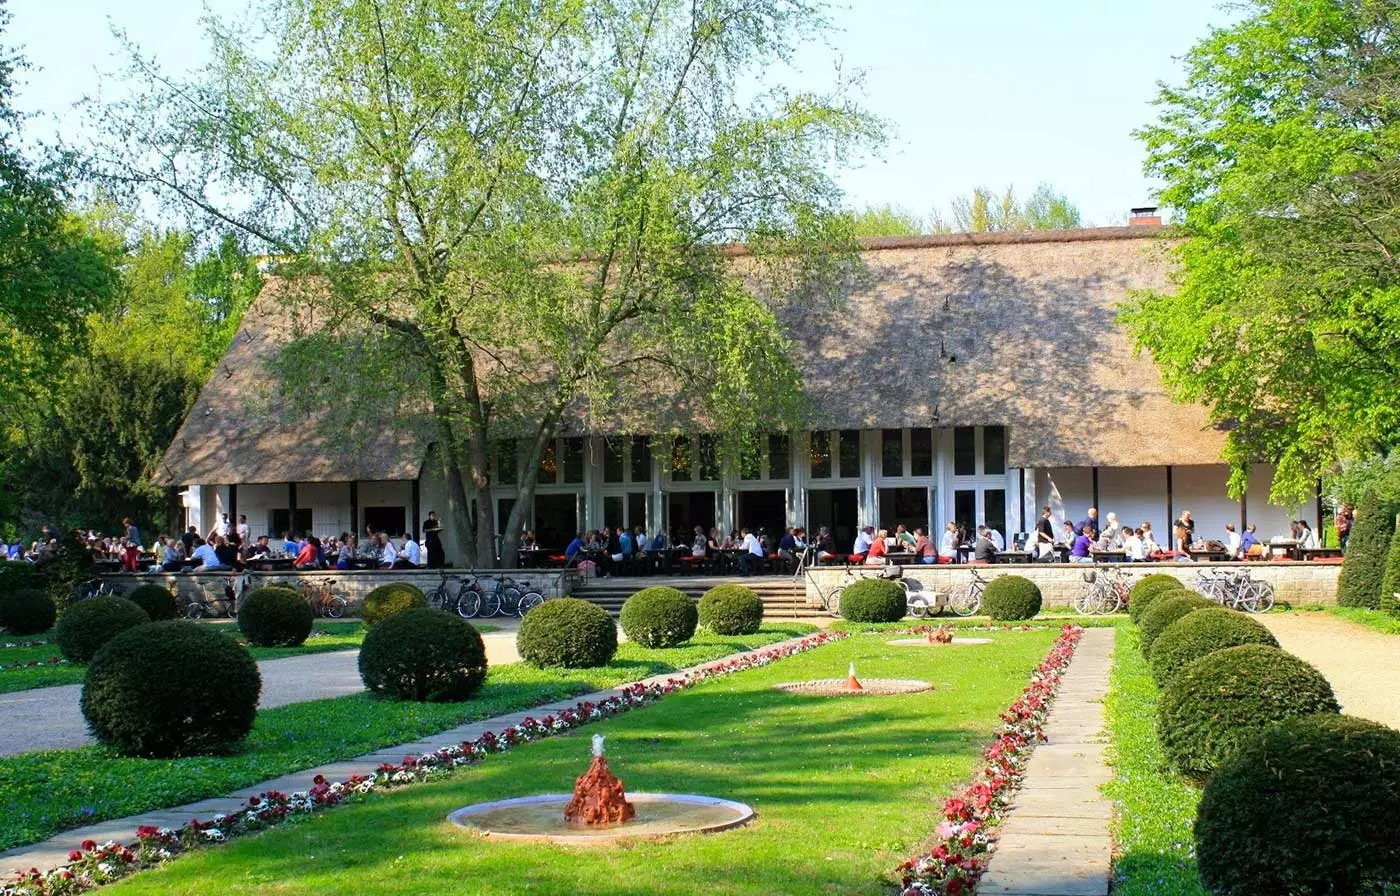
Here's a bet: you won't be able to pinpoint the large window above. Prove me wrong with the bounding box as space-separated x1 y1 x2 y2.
269 508 313 538
809 431 832 479
671 436 692 481
495 440 518 485
953 427 976 476
630 436 651 482
363 506 404 538
769 434 790 479
911 429 933 476
537 440 558 484
562 437 585 484
881 429 903 477
603 438 625 483
697 435 719 481
984 426 1007 476
839 429 859 476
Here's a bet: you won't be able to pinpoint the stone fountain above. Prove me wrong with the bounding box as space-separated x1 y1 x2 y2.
773 661 933 696
887 625 993 647
448 735 754 844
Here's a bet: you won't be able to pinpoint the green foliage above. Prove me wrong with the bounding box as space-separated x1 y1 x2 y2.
982 575 1043 621
1128 574 1185 623
1147 608 1278 686
1128 0 1400 503
125 583 178 621
81 621 261 757
0 588 56 635
1381 526 1400 616
619 587 697 649
361 583 427 627
357 608 487 702
1195 714 1400 896
846 204 926 237
55 596 149 663
698 585 765 635
946 183 1082 233
839 578 906 623
238 587 314 647
516 598 618 669
0 561 39 598
1338 490 1396 608
1157 644 1339 781
1138 594 1213 657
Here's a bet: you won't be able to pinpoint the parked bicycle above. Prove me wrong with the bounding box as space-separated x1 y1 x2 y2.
70 578 126 604
1073 566 1133 616
946 567 992 617
1195 568 1274 613
180 575 247 619
426 571 483 619
297 578 347 618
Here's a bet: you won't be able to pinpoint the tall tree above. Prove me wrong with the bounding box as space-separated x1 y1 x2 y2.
946 183 1082 233
93 0 879 565
847 203 926 237
1126 0 1400 504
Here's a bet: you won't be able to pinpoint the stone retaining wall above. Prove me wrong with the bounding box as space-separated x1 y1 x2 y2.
103 569 577 615
803 562 1342 609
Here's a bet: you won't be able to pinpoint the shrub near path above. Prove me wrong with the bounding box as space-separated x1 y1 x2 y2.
104 631 1062 896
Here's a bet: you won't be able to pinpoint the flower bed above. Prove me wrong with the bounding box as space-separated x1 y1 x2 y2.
0 656 66 671
1 630 847 896
897 623 1084 895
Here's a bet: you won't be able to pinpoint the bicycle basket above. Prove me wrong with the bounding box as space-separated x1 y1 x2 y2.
1081 570 1098 584
878 565 904 580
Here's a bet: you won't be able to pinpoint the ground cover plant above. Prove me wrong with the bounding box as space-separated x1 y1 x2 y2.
1327 606 1400 635
1103 625 1208 896
100 629 1062 896
0 625 813 851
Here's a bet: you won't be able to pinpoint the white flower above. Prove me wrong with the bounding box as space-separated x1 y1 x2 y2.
202 829 225 841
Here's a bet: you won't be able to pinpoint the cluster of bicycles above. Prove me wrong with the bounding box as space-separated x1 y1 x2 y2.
795 558 986 618
1073 567 1133 616
426 571 549 619
1195 568 1275 613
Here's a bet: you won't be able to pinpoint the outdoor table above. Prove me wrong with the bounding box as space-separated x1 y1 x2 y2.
246 557 295 572
1268 539 1301 560
1091 550 1128 563
1300 547 1343 561
995 550 1035 564
1188 549 1233 563
93 559 122 573
517 549 545 569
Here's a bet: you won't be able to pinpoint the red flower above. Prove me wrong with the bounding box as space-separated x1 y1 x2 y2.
80 839 96 851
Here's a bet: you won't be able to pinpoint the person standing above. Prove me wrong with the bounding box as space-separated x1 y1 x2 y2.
1335 505 1353 553
1034 506 1055 560
422 511 445 568
235 514 250 544
121 517 142 572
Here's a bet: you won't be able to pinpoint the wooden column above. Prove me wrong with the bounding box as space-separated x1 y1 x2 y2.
1165 466 1174 541
349 481 359 538
1091 466 1100 512
288 482 298 536
411 477 421 540
229 484 238 527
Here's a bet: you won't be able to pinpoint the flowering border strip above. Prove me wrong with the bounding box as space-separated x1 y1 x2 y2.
897 623 1085 895
0 657 66 672
2 630 848 896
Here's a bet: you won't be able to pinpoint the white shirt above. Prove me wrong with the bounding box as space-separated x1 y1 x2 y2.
1226 530 1241 557
213 519 229 537
1124 535 1145 561
635 533 650 551
939 530 956 559
379 541 398 566
854 530 874 554
989 529 1005 551
402 538 421 566
235 522 250 542
1301 528 1319 549
743 533 764 557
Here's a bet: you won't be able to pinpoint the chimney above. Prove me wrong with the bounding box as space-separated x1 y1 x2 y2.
1130 206 1162 227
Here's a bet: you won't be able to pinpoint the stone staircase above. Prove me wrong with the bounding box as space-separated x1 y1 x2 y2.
570 575 814 618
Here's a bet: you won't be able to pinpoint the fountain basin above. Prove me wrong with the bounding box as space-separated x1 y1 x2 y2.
885 637 993 647
448 792 755 844
772 678 933 696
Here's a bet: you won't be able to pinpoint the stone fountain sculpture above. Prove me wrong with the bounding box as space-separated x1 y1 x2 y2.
563 735 636 826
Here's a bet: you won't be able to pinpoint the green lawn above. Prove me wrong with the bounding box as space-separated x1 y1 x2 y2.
0 625 813 852
1103 625 1207 896
107 628 1059 896
1327 606 1400 635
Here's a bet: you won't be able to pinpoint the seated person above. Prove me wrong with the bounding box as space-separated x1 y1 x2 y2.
778 527 798 562
738 527 764 575
814 527 837 562
893 524 917 552
282 531 300 557
913 527 935 564
213 535 241 570
295 535 322 569
1239 523 1260 558
864 529 888 564
1122 527 1146 561
336 533 356 570
651 530 668 551
938 522 958 562
853 526 875 555
191 538 227 571
160 538 187 572
972 526 998 564
377 534 398 569
243 535 272 561
1070 527 1095 563
394 534 421 569
564 532 585 566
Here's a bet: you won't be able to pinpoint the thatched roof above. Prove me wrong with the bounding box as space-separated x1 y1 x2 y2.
155 225 1223 486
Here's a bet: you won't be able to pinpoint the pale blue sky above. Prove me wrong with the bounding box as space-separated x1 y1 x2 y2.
9 0 1235 226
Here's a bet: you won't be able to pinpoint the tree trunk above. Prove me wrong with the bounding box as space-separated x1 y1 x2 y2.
432 415 477 567
466 426 496 567
501 420 559 570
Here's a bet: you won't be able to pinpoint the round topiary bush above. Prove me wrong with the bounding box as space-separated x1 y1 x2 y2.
1128 574 1186 623
55 596 150 663
125 583 179 621
81 620 261 757
1148 608 1279 686
0 588 57 635
1195 714 1400 895
1157 644 1339 781
358 608 487 701
1138 593 1214 656
238 586 314 647
619 587 697 649
361 582 427 626
839 578 906 623
517 598 618 668
698 585 765 635
982 575 1042 621
0 561 42 599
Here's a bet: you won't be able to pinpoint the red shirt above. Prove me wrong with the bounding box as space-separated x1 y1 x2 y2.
295 543 319 568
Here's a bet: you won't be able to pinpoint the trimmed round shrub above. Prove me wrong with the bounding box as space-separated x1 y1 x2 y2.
619 587 697 648
125 583 179 621
1196 714 1400 895
698 585 765 635
1138 593 1214 656
839 578 906 623
55 596 150 663
517 598 618 668
0 561 42 599
358 608 487 701
0 588 56 635
982 575 1042 621
1128 574 1186 623
81 620 261 757
1157 644 1339 781
238 586 314 647
362 582 427 626
1148 608 1278 686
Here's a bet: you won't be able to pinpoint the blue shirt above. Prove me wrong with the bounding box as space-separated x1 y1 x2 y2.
565 537 583 559
1071 534 1093 558
1240 531 1258 553
619 532 633 557
283 539 299 555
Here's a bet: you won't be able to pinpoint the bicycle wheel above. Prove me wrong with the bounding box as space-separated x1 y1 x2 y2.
500 586 523 616
183 601 204 620
457 589 482 619
1252 581 1275 612
825 587 842 618
325 596 347 619
518 592 544 616
1071 588 1098 616
427 587 447 610
907 595 931 619
479 588 503 618
948 584 980 617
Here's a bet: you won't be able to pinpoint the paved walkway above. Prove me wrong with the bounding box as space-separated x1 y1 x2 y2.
0 634 817 876
1254 612 1400 729
977 627 1114 896
0 630 527 757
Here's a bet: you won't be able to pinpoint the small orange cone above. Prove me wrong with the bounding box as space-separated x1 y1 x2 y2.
846 661 863 690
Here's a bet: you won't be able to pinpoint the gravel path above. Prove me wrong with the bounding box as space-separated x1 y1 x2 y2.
0 630 525 757
1255 613 1400 729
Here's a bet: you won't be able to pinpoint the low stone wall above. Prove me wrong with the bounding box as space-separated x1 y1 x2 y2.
802 562 1342 610
102 569 578 615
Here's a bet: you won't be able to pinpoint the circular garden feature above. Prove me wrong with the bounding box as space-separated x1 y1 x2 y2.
362 582 427 626
359 608 487 701
839 578 905 623
517 598 618 668
1156 644 1339 781
619 587 698 648
982 575 1042 621
1195 714 1400 895
1147 608 1278 686
698 585 764 635
55 595 150 663
81 620 261 757
239 586 315 647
